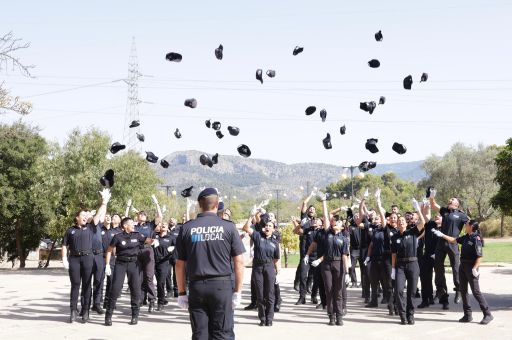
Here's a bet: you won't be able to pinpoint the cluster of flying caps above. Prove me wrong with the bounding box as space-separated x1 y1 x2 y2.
110 142 126 154
358 161 377 172
365 138 379 153
100 169 115 188
165 52 182 62
160 159 170 168
184 98 197 108
200 154 214 168
215 44 223 60
403 73 428 90
145 151 158 163
293 46 304 56
360 101 377 114
181 186 193 198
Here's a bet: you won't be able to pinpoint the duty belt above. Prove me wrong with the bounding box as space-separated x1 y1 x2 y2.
371 255 387 261
398 256 417 263
461 259 476 263
92 249 103 255
253 259 273 265
190 275 231 282
325 256 342 261
69 250 91 257
116 256 138 262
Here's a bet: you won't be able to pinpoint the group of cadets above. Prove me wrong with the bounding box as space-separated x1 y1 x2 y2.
62 185 493 337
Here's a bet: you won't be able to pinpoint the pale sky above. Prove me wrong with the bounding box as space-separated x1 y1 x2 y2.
2 0 512 167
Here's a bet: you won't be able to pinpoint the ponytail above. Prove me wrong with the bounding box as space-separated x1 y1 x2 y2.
469 220 484 247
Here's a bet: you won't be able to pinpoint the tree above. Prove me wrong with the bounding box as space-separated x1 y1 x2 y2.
0 122 51 267
280 223 299 268
421 143 499 221
0 31 33 115
491 138 512 236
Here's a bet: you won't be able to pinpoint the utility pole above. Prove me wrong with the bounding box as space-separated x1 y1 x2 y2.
161 185 173 197
123 37 142 153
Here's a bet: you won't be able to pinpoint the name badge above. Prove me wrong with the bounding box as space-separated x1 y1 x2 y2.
163 239 170 243
396 239 401 244
131 239 138 243
468 241 473 245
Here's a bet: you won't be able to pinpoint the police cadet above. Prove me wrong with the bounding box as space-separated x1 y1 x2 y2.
429 189 468 309
295 191 317 291
104 216 158 326
391 199 425 325
176 188 245 340
243 208 281 326
153 221 174 311
417 204 439 309
165 218 180 300
102 213 122 310
433 220 493 324
89 212 109 315
61 188 110 323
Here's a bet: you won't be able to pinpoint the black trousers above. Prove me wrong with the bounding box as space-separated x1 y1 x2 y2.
189 279 234 340
419 255 435 303
166 257 177 294
459 262 490 315
314 262 326 306
369 258 392 307
350 249 370 298
299 258 316 299
275 283 282 307
155 261 170 305
138 247 156 302
68 254 94 310
103 260 115 307
395 260 420 318
252 263 276 322
91 253 105 306
434 242 460 299
107 259 141 314
321 260 343 316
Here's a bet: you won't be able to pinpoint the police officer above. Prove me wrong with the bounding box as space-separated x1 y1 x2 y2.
102 213 122 310
89 213 109 315
391 199 425 325
429 191 468 309
417 205 440 309
61 188 110 323
295 191 317 291
433 220 493 324
153 221 174 311
176 188 245 339
165 218 180 300
104 216 158 326
243 209 281 326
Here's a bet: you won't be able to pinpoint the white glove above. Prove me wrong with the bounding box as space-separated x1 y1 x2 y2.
363 188 369 198
391 268 396 280
311 259 322 267
374 187 381 199
344 273 350 286
152 239 160 248
310 189 317 197
162 205 167 214
62 257 69 270
105 264 112 276
151 194 159 205
472 268 480 278
186 198 194 210
275 273 280 285
90 210 97 217
258 208 267 215
355 198 362 204
250 205 258 217
341 206 349 212
430 254 435 259
412 198 420 212
433 229 444 238
422 198 430 207
232 292 242 309
258 199 270 208
131 206 139 213
99 188 111 204
430 189 437 199
317 191 327 201
127 198 132 207
364 257 370 266
167 246 175 252
303 255 310 265
177 295 189 309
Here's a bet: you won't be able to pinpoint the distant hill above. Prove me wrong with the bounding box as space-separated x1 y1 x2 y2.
154 151 426 199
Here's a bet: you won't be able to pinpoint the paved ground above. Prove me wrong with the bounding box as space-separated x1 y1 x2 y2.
0 263 511 340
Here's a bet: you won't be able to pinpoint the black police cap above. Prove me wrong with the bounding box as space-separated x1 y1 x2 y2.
165 52 182 62
340 125 346 135
100 169 115 188
420 72 428 82
137 133 145 142
212 153 219 164
365 138 379 153
129 120 140 128
218 201 225 211
358 161 377 172
323 133 332 150
200 154 211 166
174 128 182 139
184 98 197 109
228 126 240 136
160 159 170 168
403 75 413 90
392 142 407 154
110 142 126 154
205 119 211 128
368 59 380 68
293 46 304 56
237 144 251 158
320 109 327 122
212 121 221 131
198 187 218 200
145 151 158 163
305 106 316 115
426 186 435 198
379 96 386 105
266 69 276 78
181 186 194 198
375 30 383 41
360 101 377 114
215 44 223 60
256 69 263 84
216 130 224 139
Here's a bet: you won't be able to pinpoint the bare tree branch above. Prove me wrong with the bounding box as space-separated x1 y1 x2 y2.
0 31 35 77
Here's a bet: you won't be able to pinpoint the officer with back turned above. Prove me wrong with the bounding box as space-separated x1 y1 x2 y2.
176 188 246 340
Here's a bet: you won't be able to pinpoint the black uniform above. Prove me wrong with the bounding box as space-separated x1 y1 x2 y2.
165 225 180 298
434 209 468 303
63 223 99 314
153 232 174 306
176 212 245 339
136 221 157 305
348 218 371 299
251 231 280 324
271 230 283 311
106 231 147 321
300 221 320 301
368 224 393 309
101 226 121 309
316 228 349 321
457 233 491 317
391 225 421 322
418 221 438 306
89 223 106 309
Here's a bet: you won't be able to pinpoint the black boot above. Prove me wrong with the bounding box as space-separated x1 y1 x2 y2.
244 303 256 310
480 313 493 325
130 309 139 325
156 303 165 312
417 301 429 309
428 296 435 305
454 291 461 304
459 312 473 323
388 306 394 316
311 296 318 304
92 304 104 315
365 300 378 308
104 309 113 326
328 315 335 326
69 308 78 323
82 310 89 323
400 315 406 325
148 301 155 313
407 315 415 325
335 314 343 326
295 297 306 305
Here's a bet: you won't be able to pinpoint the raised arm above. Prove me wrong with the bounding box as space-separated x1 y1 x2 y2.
242 207 257 236
124 198 132 218
412 198 425 233
321 194 329 230
429 189 441 212
301 191 315 214
292 216 303 235
93 189 111 226
375 188 386 226
151 194 163 225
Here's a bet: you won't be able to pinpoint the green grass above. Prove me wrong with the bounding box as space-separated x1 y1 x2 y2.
281 241 512 268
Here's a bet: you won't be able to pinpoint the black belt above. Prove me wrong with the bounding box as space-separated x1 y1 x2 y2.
69 250 91 257
253 259 273 265
190 275 231 282
398 257 417 262
371 256 387 261
461 259 476 263
116 256 138 262
92 249 103 255
326 256 342 261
